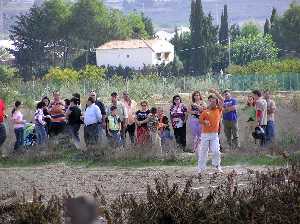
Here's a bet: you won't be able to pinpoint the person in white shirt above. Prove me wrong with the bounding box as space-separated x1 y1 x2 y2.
83 97 102 147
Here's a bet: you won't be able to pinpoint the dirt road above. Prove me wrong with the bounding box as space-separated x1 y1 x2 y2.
0 164 267 202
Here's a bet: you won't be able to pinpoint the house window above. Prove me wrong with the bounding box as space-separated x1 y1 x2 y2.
156 53 162 60
165 52 170 60
126 54 130 58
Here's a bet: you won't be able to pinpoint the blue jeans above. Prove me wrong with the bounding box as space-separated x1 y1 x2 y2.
266 120 275 143
35 123 47 145
109 130 122 146
14 127 24 151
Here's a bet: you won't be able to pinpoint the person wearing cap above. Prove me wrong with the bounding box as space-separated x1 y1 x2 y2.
122 92 137 145
107 92 128 146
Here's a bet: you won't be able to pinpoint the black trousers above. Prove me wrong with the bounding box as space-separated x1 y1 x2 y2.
0 123 6 148
174 124 186 150
84 123 98 146
126 123 136 144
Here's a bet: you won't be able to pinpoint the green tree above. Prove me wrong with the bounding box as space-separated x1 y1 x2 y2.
190 0 218 75
127 13 148 39
10 0 71 79
241 21 261 37
141 12 154 37
79 64 106 81
0 48 11 61
264 19 270 36
68 0 109 49
231 34 278 65
229 24 241 42
219 5 229 45
270 7 277 26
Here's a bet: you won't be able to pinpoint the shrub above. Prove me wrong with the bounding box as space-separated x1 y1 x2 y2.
79 65 106 82
0 65 18 83
227 58 300 75
44 67 79 83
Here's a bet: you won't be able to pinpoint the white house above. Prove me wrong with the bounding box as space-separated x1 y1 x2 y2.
96 39 174 69
154 30 174 42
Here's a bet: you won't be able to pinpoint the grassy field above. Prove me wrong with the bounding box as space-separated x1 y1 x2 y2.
0 148 296 168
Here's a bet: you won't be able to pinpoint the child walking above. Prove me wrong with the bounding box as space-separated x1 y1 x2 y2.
198 89 224 174
106 106 122 147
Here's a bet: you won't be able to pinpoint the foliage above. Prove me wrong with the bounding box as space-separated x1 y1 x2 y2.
0 65 17 82
227 58 300 75
231 34 278 65
127 12 149 39
190 0 218 75
0 48 11 61
240 21 261 37
141 12 154 37
9 0 154 79
264 18 270 36
44 67 79 83
79 65 106 82
219 5 229 45
270 3 300 55
229 24 241 42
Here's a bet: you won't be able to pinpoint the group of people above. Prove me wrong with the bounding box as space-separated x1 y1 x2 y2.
0 88 276 173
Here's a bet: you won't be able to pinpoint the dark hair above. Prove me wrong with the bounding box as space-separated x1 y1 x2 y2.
36 101 46 109
64 99 70 107
208 95 216 100
172 95 182 105
70 97 79 105
223 89 230 94
150 107 157 114
252 90 262 97
110 105 117 111
192 91 203 103
12 101 21 115
72 93 80 105
42 96 50 106
87 97 95 104
111 92 118 97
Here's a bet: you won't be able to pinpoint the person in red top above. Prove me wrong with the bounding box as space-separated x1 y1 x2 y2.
198 89 224 174
0 99 7 150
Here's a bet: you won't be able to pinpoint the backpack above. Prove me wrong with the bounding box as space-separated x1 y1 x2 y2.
252 126 266 144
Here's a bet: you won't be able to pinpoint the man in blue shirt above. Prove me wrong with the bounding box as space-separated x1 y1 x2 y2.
223 90 240 150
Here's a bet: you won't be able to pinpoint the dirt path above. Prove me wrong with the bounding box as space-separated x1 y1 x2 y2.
0 164 268 202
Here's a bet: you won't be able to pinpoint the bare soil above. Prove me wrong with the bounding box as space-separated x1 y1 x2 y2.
0 164 267 202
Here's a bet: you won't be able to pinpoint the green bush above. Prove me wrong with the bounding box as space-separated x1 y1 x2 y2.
0 65 18 83
227 58 300 75
44 67 80 83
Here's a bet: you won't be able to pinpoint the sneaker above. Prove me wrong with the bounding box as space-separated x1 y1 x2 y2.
215 166 224 174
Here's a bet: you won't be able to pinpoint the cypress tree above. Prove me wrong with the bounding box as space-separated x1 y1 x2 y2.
264 18 270 36
219 5 229 45
190 0 218 75
270 7 277 26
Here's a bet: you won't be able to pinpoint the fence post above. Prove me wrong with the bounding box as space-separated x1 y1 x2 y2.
126 77 129 92
183 76 186 92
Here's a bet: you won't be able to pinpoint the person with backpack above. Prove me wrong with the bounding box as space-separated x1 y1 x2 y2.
11 101 26 151
106 106 122 147
0 98 7 153
252 90 268 146
34 101 48 146
66 97 82 149
198 89 224 174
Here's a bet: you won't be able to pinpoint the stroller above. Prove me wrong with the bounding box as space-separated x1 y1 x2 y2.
24 123 37 149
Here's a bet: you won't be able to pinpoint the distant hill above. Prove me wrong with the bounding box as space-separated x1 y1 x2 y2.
1 0 300 36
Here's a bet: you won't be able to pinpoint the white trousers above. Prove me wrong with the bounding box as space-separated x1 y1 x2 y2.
197 132 221 171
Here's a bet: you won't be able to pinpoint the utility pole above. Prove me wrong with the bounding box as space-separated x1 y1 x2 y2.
228 35 231 66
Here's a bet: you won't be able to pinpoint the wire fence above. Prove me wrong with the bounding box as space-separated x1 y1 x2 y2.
1 73 300 106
